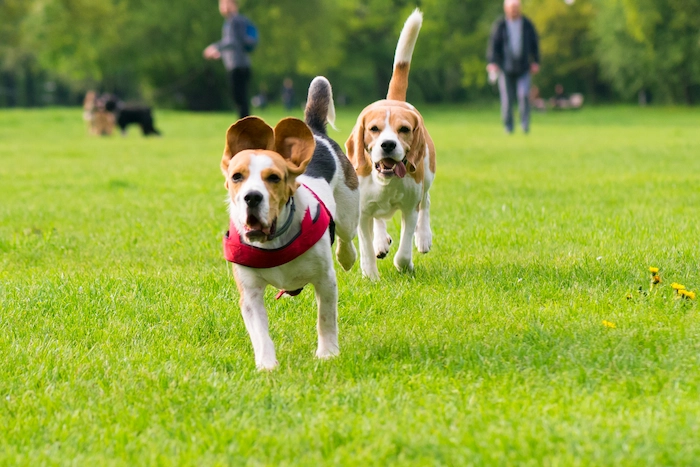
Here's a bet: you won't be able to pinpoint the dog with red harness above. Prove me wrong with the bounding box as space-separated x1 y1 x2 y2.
221 77 359 370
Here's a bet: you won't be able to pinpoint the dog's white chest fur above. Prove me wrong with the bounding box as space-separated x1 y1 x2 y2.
359 173 422 219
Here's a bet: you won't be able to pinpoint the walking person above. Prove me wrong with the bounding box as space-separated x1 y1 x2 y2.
487 0 540 134
203 0 256 119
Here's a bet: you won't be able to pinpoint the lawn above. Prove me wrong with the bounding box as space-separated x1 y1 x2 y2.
1 104 699 465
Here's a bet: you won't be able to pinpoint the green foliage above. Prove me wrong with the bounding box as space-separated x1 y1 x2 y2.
1 0 700 106
1 106 700 463
527 0 600 99
592 0 700 103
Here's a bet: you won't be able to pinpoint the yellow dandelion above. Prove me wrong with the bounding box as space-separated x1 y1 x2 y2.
671 283 686 291
602 320 616 329
649 267 659 274
679 290 696 300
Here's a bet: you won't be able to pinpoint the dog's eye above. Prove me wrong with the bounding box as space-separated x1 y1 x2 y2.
266 174 281 183
231 173 244 183
398 126 411 134
369 126 380 133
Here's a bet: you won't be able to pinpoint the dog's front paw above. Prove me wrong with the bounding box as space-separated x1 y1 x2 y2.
415 229 432 254
256 356 279 371
316 344 339 360
394 255 414 273
374 234 392 259
361 265 380 281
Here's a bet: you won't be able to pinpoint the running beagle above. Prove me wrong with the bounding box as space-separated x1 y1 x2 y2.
345 9 436 280
221 77 359 370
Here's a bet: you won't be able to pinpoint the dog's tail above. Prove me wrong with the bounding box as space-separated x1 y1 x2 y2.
304 76 337 135
387 9 423 102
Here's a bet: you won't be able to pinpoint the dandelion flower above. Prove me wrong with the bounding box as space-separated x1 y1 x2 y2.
649 267 659 274
671 283 686 291
652 275 661 284
679 290 696 300
602 320 616 329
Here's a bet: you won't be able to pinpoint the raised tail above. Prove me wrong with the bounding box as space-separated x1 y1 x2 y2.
387 8 423 101
304 76 337 135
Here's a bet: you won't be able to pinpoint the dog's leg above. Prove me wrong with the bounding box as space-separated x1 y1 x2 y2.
394 209 419 272
359 213 380 280
415 191 432 254
239 286 278 370
373 218 393 259
333 186 359 271
313 271 339 359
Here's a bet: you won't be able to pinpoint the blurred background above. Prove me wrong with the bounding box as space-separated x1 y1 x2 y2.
1 0 699 110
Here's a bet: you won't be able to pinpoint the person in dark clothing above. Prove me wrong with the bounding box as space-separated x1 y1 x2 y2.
203 0 254 119
487 0 540 134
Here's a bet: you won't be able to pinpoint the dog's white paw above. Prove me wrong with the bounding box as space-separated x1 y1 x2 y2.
361 264 380 281
394 255 414 273
316 344 339 360
415 229 432 254
256 356 279 371
374 234 392 259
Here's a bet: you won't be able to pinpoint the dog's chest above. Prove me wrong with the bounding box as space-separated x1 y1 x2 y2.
238 241 332 291
360 175 422 217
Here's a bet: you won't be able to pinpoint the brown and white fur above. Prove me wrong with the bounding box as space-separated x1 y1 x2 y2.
221 77 359 370
345 9 436 280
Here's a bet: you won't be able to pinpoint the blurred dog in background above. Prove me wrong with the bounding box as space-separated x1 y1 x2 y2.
83 91 161 137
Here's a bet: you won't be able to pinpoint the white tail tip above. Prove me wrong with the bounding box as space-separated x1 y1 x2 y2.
394 8 423 67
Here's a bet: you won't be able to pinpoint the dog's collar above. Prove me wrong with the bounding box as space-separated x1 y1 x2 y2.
266 197 296 241
223 185 335 269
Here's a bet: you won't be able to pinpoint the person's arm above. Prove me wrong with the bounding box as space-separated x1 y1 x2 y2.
486 19 503 70
529 19 540 73
214 19 238 51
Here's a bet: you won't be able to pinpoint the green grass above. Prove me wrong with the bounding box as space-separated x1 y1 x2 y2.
1 104 699 465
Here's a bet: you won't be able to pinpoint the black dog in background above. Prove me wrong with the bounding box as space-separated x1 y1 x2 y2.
103 95 161 136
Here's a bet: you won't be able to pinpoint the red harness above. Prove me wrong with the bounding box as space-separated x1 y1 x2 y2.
223 185 334 270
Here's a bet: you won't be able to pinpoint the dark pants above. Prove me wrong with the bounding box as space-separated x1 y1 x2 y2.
230 67 251 119
498 72 531 133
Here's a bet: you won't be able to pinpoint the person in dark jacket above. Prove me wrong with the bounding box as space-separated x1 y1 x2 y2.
487 0 540 134
203 0 254 119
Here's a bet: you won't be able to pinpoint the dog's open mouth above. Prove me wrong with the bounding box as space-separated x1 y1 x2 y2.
375 158 407 178
244 214 275 241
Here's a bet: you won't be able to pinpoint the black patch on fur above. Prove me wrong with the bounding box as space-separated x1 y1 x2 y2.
305 133 336 183
304 79 331 135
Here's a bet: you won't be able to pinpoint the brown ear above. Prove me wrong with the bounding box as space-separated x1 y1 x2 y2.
221 116 275 177
345 114 372 177
405 112 427 175
273 118 315 175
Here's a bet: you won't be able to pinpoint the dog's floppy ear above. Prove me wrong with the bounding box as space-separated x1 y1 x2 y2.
404 111 427 176
345 113 372 177
221 116 275 177
273 118 315 176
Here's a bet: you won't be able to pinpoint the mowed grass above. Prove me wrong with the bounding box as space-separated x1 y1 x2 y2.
1 104 699 465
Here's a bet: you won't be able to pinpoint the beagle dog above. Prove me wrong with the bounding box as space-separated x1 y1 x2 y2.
345 9 436 280
221 77 359 370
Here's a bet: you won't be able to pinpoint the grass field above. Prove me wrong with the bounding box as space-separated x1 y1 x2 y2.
1 104 699 465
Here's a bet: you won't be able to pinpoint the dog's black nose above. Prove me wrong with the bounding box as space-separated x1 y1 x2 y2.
244 191 263 208
381 140 397 153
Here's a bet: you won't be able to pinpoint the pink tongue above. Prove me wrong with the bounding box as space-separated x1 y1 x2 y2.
393 161 407 178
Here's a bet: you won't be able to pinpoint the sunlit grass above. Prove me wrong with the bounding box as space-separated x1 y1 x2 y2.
1 105 699 465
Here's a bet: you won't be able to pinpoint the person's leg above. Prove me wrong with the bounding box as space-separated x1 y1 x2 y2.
231 67 251 119
517 72 532 133
498 73 517 133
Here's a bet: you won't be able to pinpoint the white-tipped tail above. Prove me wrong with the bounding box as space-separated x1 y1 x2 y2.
305 76 337 133
326 88 337 131
394 8 423 67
